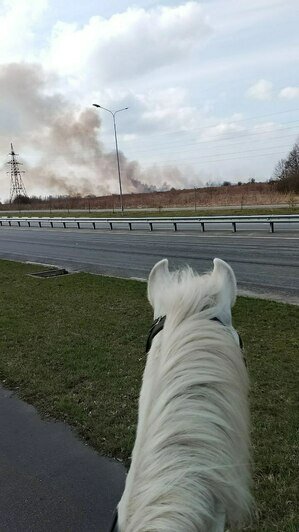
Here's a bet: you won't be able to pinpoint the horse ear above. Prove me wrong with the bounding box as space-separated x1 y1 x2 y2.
212 258 237 321
148 259 170 308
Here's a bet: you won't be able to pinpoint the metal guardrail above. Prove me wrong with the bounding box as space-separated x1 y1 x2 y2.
0 214 298 233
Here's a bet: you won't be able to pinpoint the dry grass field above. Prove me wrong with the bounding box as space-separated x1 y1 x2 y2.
1 182 297 212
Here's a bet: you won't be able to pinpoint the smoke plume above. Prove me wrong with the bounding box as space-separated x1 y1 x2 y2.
0 63 199 198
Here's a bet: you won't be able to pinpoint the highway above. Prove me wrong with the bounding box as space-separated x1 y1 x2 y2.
0 227 298 304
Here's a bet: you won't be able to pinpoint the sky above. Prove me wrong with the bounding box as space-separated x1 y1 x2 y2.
0 0 299 201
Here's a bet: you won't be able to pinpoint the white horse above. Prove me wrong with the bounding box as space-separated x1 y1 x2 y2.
117 258 252 532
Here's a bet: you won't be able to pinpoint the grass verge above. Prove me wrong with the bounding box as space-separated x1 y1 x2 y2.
0 260 298 531
2 206 298 218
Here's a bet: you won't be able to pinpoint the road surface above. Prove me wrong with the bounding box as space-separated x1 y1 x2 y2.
0 227 298 303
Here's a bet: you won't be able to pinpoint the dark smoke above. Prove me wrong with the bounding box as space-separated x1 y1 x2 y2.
0 63 201 198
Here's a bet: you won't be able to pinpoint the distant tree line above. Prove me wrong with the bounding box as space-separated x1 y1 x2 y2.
273 142 299 193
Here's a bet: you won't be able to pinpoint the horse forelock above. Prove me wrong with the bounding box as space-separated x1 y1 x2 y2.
150 265 232 324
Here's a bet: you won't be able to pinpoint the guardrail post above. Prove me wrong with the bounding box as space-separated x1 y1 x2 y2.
201 222 205 232
77 222 80 229
0 220 2 226
18 221 21 227
149 222 153 231
232 222 237 233
92 222 96 230
39 221 42 228
270 221 274 233
50 221 53 228
109 222 113 230
9 220 11 227
128 222 132 231
173 222 177 231
63 221 66 228
28 221 31 227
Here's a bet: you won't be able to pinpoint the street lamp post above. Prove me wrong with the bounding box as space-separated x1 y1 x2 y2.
93 104 128 212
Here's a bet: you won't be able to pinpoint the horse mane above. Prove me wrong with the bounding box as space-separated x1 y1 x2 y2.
118 262 252 532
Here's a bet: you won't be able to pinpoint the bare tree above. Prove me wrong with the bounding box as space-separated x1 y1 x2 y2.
273 142 299 192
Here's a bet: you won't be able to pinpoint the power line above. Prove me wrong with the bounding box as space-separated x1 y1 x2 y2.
161 152 286 166
127 125 299 154
4 139 294 166
103 112 299 149
153 146 291 166
131 107 299 140
195 142 291 159
190 152 290 164
138 131 298 155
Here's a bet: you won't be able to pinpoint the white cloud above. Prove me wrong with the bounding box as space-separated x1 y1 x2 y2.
139 88 198 132
121 133 138 143
44 2 211 83
200 121 246 141
246 82 299 102
246 79 273 100
279 86 299 99
252 121 279 133
90 86 200 140
0 0 47 63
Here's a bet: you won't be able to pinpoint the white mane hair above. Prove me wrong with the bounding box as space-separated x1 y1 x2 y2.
118 258 252 532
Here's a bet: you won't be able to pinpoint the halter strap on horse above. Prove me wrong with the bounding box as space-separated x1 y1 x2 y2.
146 315 243 353
108 509 118 532
145 315 167 353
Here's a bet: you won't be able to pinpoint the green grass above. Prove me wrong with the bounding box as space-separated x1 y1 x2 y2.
2 206 298 218
0 260 298 531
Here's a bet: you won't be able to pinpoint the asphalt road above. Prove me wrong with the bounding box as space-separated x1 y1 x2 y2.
0 227 298 303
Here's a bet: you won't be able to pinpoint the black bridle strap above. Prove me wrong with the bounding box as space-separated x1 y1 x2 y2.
211 316 244 350
146 315 166 353
108 509 118 532
146 315 243 354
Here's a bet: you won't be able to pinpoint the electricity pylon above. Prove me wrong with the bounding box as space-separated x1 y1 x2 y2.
7 143 27 203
